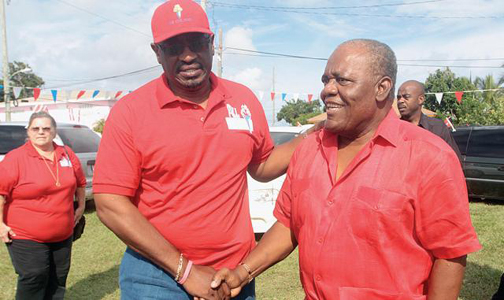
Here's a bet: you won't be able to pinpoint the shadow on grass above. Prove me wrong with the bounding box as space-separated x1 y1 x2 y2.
469 197 504 206
460 261 502 300
66 264 120 300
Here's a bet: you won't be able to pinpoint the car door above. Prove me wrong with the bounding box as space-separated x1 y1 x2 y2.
452 127 472 194
464 127 504 200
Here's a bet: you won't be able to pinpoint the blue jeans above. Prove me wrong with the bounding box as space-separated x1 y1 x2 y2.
120 248 255 300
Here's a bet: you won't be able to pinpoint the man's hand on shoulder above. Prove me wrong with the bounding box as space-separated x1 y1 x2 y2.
183 264 231 300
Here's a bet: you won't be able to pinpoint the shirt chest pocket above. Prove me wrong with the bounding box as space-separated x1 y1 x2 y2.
348 186 412 243
353 186 407 211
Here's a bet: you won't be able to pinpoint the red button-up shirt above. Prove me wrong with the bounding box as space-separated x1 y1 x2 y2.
93 73 274 268
274 110 481 300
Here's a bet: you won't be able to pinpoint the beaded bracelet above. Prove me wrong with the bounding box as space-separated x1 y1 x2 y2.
174 253 184 282
239 262 253 283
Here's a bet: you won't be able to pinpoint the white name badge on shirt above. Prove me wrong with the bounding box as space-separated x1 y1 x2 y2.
226 117 253 132
60 157 73 167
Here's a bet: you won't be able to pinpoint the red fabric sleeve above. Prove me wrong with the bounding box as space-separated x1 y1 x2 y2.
248 90 274 165
0 152 19 197
273 154 296 229
415 150 482 259
92 101 141 197
65 146 86 187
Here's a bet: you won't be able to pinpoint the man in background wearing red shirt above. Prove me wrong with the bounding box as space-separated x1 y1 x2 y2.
92 1 318 299
211 39 481 300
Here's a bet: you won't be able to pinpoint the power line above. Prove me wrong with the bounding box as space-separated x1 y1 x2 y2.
210 1 502 19
211 0 445 10
225 47 504 68
54 0 151 38
44 65 160 89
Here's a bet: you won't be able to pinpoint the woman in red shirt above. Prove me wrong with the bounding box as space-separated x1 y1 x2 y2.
0 112 86 300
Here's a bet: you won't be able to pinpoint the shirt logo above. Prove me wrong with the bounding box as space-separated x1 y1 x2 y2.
60 156 72 168
225 104 254 132
173 4 183 19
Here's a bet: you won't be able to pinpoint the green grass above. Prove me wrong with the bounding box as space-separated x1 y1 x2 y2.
0 201 502 299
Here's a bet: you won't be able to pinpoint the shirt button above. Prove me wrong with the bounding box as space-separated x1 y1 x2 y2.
200 117 205 122
315 275 321 281
193 105 198 109
327 200 333 205
318 238 323 244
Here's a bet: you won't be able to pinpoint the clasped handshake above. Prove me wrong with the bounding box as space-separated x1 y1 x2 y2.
184 264 252 300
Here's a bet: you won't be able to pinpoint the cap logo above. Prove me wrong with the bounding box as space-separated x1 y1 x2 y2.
173 4 183 19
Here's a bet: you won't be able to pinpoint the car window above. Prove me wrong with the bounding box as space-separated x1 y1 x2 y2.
466 129 504 158
452 129 471 155
0 126 27 154
57 126 100 153
271 132 298 146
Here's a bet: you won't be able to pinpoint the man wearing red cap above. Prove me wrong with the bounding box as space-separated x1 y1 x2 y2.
93 0 318 299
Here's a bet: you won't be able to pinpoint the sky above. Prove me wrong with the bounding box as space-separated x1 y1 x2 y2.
2 0 504 124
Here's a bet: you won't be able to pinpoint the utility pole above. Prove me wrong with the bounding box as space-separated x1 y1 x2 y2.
217 28 223 77
272 67 275 126
200 0 206 11
1 0 10 122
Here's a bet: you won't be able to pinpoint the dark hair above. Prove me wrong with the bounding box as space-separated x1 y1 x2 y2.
342 39 397 98
28 111 57 129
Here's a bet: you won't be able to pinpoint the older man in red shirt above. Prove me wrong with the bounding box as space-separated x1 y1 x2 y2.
211 39 481 300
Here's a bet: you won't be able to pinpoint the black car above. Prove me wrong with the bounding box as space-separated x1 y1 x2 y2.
452 126 504 201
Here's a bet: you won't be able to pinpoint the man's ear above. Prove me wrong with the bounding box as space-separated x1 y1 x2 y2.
151 43 162 64
376 76 393 103
418 94 425 106
211 35 215 56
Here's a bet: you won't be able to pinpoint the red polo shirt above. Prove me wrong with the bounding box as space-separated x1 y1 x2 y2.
0 142 86 243
93 73 274 268
274 110 481 300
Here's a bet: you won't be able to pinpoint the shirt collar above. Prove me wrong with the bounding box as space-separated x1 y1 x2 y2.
25 141 65 159
155 72 229 109
418 113 429 129
373 109 400 148
319 108 400 149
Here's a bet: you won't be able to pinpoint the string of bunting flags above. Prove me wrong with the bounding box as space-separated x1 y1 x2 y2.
3 85 502 105
425 88 503 105
5 85 130 102
256 91 316 103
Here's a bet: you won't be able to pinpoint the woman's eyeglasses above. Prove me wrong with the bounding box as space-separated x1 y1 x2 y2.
29 127 52 133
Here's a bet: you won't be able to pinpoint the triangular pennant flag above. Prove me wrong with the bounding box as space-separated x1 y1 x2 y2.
293 93 300 101
114 91 123 99
51 90 58 102
92 90 100 98
64 90 71 101
307 94 313 103
33 88 41 101
434 93 443 104
77 90 86 100
13 87 22 99
281 93 287 102
455 91 463 104
104 91 111 100
270 92 275 101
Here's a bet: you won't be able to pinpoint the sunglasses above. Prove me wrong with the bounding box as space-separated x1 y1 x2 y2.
158 35 212 57
29 127 52 133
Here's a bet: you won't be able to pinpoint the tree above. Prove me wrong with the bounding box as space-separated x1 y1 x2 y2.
473 74 502 104
424 68 504 125
93 118 105 134
276 99 323 125
0 61 44 101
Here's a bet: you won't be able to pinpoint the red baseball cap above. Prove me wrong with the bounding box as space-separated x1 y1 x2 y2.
151 0 213 44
